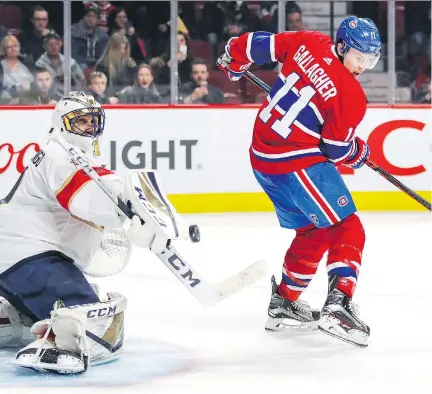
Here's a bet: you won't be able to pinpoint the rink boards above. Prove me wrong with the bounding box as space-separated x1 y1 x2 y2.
0 105 430 212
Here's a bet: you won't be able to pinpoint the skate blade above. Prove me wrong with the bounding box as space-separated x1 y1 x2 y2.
265 317 319 332
318 315 368 348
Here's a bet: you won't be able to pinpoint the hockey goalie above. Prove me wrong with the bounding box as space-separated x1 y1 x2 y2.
0 92 185 374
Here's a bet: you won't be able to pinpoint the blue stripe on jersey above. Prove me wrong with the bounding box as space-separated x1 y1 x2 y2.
327 266 357 279
252 150 323 163
250 31 274 65
282 273 309 288
319 140 354 161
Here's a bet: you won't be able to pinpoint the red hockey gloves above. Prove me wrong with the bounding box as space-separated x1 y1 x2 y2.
216 38 251 81
343 137 370 169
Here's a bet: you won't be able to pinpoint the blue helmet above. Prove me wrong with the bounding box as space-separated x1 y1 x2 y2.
336 16 381 56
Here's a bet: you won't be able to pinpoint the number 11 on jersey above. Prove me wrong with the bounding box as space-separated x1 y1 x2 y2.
259 72 316 139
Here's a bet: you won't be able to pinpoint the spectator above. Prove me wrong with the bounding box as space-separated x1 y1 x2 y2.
258 2 278 33
150 31 193 89
19 67 59 105
285 1 304 31
84 1 116 33
180 60 225 104
95 32 137 91
286 2 304 32
221 1 257 40
413 64 431 103
87 70 118 104
71 7 109 69
36 33 86 97
420 81 431 103
0 35 34 103
200 2 226 66
108 8 148 63
118 63 162 104
20 5 57 64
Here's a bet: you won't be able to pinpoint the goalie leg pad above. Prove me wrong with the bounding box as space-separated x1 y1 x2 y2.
13 292 127 374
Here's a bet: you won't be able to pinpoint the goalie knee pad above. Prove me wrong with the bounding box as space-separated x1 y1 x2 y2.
13 292 127 374
326 214 366 298
0 297 34 348
279 225 329 301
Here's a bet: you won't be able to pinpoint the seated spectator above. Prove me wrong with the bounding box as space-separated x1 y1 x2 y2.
286 2 304 32
95 32 137 92
84 1 116 33
108 8 148 63
179 60 225 104
20 5 57 64
36 33 86 97
413 64 431 103
150 31 193 89
71 7 109 69
0 35 34 103
258 2 278 33
19 67 59 105
118 63 161 104
221 1 257 40
87 70 118 104
200 2 225 66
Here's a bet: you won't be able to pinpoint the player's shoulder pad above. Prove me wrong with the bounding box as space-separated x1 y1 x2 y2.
301 30 333 45
43 138 82 173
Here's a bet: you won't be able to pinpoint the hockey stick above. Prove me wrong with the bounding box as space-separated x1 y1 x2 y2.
243 70 432 211
54 135 266 306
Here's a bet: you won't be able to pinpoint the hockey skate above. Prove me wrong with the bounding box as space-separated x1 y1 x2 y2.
265 276 320 332
318 276 370 348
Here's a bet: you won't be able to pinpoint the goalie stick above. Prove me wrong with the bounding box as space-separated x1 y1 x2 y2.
243 70 431 211
54 135 266 307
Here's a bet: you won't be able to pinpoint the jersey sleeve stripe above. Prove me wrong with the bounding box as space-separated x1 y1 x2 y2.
321 138 351 146
269 34 276 62
56 169 91 211
56 166 113 212
246 33 253 62
344 127 356 142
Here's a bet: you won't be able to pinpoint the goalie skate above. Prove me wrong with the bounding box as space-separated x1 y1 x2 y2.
318 285 370 348
265 276 320 332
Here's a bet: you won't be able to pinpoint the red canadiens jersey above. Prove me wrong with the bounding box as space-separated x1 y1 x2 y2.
228 30 367 174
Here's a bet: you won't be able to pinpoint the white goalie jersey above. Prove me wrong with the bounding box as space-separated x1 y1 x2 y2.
0 137 125 273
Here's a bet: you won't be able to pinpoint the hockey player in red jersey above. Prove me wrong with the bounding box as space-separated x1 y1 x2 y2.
217 16 381 347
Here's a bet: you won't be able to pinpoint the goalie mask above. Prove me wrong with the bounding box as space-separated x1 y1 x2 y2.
50 91 105 157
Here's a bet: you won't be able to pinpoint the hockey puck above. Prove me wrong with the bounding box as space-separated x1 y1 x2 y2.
189 225 201 243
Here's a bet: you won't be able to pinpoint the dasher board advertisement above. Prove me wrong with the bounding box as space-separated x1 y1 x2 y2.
0 106 430 212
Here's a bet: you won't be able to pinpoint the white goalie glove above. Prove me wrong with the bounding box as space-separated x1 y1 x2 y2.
127 215 169 254
123 171 188 254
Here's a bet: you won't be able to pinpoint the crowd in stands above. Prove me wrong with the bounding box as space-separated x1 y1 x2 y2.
0 1 429 105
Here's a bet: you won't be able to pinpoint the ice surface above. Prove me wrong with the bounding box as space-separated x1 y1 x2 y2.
2 212 431 394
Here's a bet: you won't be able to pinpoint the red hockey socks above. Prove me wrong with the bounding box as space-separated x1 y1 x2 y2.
278 224 329 301
326 214 365 298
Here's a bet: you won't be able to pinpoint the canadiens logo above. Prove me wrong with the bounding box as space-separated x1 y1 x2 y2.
349 20 357 28
338 196 349 207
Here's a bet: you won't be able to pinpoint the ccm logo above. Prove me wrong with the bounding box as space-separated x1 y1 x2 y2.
87 306 117 318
